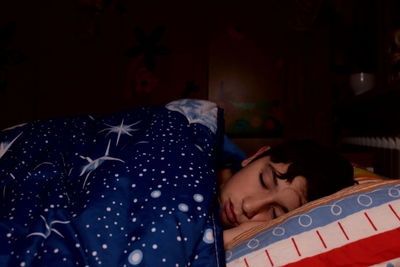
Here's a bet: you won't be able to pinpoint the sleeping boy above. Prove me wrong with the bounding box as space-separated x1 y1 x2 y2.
218 140 356 248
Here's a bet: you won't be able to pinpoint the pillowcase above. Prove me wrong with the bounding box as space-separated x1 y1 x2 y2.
225 168 400 266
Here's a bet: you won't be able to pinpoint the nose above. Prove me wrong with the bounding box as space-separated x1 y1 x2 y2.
242 194 274 221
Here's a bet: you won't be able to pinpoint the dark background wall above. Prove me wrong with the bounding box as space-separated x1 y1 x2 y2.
0 0 210 125
0 0 390 147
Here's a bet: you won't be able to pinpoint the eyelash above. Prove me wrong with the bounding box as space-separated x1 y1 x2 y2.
259 173 267 188
271 168 278 182
259 169 283 219
272 208 277 219
259 167 277 189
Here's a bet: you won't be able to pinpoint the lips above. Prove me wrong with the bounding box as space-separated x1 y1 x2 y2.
225 199 238 225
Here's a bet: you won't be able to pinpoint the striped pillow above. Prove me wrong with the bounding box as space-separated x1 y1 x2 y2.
225 169 400 266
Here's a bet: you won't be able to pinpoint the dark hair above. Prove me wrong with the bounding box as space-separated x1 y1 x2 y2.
256 140 356 201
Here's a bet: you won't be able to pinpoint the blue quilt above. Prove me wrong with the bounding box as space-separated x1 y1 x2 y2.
0 99 225 267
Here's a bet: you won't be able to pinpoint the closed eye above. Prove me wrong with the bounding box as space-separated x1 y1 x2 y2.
259 172 267 188
272 208 277 219
270 166 279 185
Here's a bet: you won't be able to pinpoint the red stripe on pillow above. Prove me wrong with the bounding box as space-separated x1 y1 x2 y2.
283 227 400 267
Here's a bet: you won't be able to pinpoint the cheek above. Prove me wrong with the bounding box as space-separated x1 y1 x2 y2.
221 179 238 198
222 174 256 198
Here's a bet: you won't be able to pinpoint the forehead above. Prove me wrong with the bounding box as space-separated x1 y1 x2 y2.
261 158 308 207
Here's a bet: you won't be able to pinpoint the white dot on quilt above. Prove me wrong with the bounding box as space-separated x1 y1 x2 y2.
128 249 143 265
202 228 214 244
150 190 161 198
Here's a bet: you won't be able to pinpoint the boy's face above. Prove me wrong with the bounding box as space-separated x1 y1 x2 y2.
218 155 308 228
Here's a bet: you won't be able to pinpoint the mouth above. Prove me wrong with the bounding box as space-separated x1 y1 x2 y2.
225 199 238 226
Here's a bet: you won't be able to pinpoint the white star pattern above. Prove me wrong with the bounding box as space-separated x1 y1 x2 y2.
98 119 141 146
0 132 23 159
0 99 222 267
2 173 15 198
27 215 70 239
33 162 55 170
79 139 125 188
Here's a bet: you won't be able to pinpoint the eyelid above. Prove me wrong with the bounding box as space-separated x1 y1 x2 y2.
259 172 267 188
270 165 278 186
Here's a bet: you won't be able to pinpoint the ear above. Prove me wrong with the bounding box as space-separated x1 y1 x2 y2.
241 145 271 167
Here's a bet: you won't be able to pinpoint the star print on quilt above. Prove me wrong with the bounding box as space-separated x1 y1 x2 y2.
0 99 225 267
166 99 219 134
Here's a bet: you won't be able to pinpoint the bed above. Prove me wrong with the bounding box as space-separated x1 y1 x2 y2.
2 98 400 267
0 99 226 266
